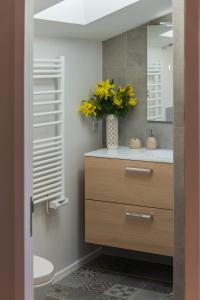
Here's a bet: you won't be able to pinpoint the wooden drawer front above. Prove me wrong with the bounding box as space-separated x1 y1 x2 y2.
85 157 173 210
86 200 174 256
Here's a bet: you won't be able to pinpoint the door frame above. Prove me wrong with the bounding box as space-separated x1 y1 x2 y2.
2 0 199 299
23 0 34 299
185 0 200 299
15 0 33 299
0 0 32 299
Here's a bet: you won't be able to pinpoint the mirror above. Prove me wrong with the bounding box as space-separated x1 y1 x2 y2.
147 24 174 122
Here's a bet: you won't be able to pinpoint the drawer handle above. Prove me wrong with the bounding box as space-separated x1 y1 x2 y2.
125 167 153 175
126 212 153 221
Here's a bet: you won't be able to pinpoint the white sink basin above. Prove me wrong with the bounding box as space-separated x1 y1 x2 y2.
85 147 173 164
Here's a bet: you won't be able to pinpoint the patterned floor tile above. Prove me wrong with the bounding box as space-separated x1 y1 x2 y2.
95 270 124 285
82 278 112 293
44 297 61 300
73 266 97 278
47 284 74 299
104 284 138 300
63 289 101 300
144 281 173 294
95 295 120 300
130 289 169 300
119 276 149 289
59 273 91 289
44 256 173 300
164 294 174 300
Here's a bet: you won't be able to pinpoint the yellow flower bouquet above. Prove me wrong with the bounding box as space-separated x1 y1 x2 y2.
79 79 137 119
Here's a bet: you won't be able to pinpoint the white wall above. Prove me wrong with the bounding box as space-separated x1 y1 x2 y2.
33 36 102 273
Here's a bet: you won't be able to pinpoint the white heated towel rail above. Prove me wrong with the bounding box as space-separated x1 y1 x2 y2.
33 57 66 205
147 60 162 121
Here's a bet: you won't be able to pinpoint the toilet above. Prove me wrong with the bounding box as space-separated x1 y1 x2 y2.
34 256 55 300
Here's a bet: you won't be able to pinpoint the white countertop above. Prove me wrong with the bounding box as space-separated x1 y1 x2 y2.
85 147 173 164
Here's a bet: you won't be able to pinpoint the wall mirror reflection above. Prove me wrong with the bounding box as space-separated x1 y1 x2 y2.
147 23 174 122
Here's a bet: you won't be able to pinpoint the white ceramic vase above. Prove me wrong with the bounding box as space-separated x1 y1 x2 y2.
106 114 119 150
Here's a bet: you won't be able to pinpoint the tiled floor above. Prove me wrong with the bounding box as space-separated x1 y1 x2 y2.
45 255 173 300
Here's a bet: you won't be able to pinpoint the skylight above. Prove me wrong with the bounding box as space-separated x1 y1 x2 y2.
34 0 141 25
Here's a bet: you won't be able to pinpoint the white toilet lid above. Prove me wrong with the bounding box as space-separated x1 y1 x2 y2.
34 256 54 285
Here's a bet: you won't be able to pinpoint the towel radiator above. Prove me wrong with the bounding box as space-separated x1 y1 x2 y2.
32 57 66 207
147 60 162 121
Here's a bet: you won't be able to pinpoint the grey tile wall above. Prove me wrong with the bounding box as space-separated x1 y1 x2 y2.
103 20 173 149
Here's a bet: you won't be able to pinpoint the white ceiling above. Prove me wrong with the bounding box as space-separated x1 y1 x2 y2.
34 0 172 41
34 0 63 14
35 0 141 25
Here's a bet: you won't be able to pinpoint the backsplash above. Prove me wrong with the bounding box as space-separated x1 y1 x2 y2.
103 21 173 149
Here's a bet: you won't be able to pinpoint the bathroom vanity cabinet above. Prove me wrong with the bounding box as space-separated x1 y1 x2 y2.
85 147 174 257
